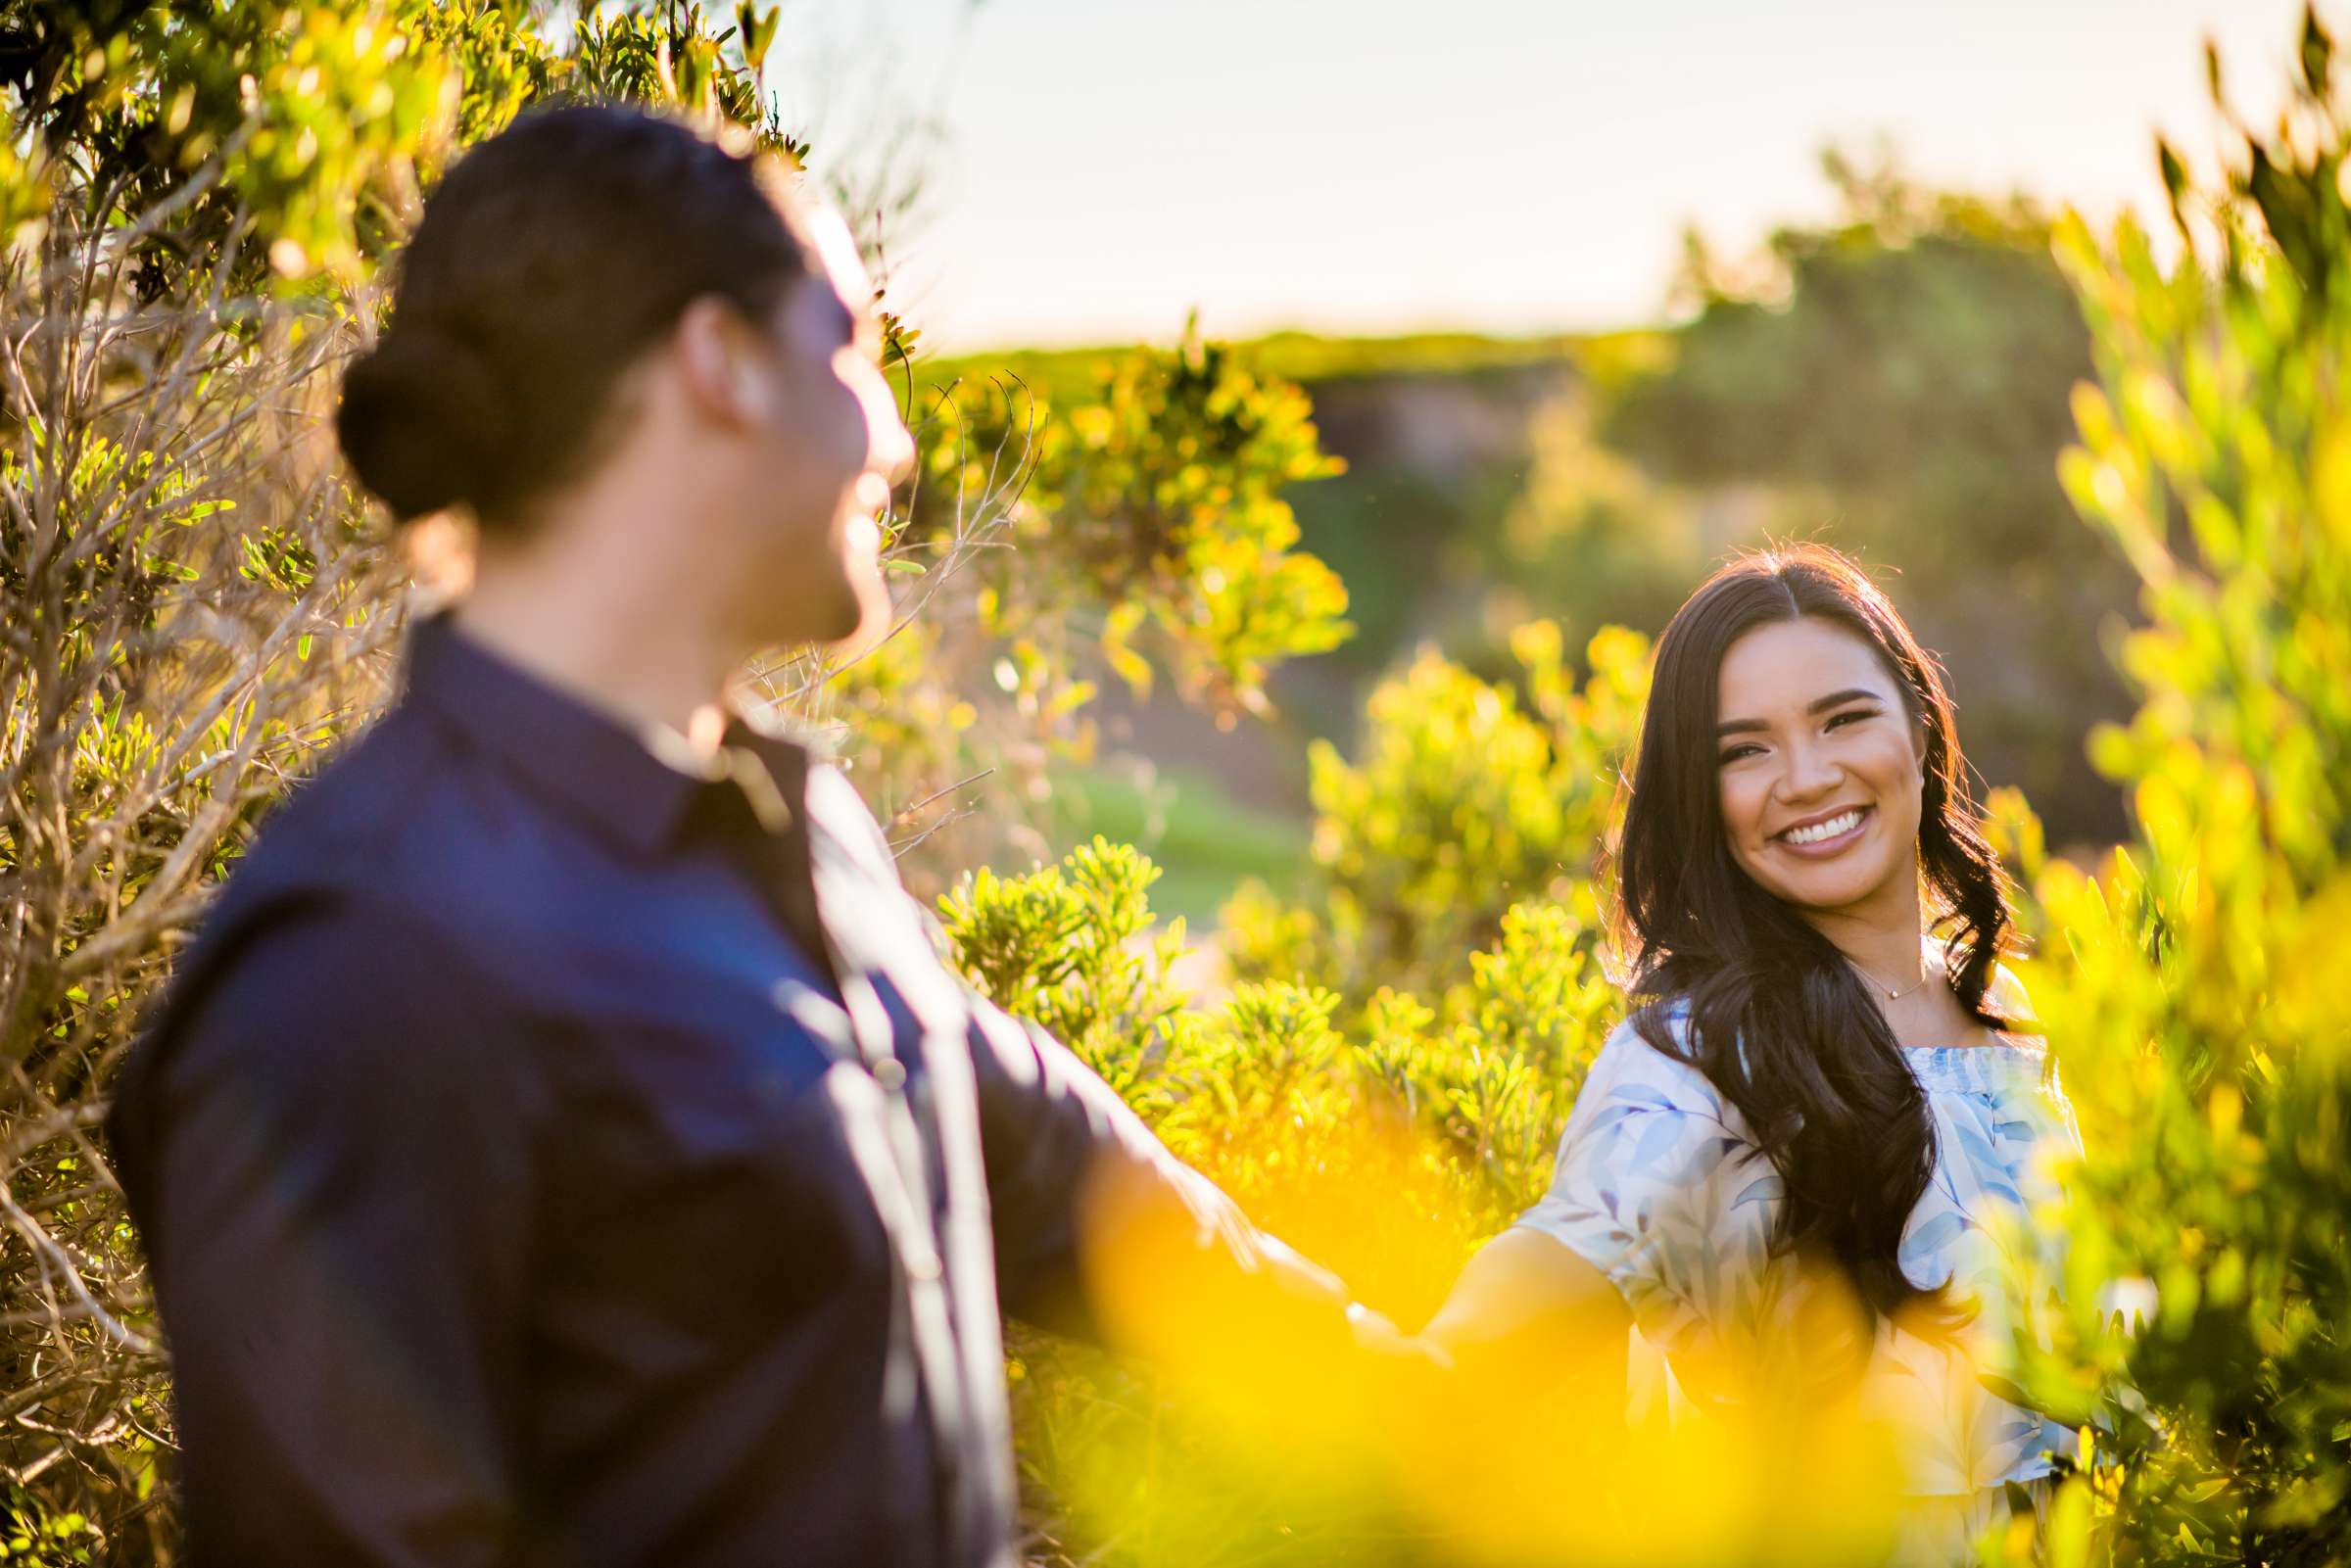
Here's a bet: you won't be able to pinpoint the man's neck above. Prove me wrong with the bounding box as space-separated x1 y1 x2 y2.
454 546 744 760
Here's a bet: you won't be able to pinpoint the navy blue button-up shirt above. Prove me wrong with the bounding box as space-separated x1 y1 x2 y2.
109 616 1313 1568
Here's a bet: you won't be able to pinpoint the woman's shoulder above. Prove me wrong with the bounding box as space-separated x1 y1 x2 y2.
1926 934 2039 1032
1984 960 2039 1034
1582 1000 1727 1117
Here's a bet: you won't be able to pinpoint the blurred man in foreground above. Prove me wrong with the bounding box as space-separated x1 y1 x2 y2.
110 105 1394 1568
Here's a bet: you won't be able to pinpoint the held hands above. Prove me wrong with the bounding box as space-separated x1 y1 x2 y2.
1345 1302 1455 1373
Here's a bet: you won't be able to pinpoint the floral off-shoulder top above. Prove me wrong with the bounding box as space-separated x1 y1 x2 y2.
1514 999 2084 1529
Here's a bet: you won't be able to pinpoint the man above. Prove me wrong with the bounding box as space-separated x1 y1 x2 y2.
109 105 1393 1567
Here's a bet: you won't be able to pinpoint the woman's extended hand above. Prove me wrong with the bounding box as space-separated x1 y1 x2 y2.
1346 1302 1456 1371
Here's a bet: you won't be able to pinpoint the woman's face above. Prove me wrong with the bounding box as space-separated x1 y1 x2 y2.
1713 615 1929 923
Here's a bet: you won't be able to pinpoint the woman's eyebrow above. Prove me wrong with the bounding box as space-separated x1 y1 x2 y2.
1713 688 1886 737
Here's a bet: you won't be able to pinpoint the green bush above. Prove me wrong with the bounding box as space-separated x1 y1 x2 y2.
913 326 1352 725
943 840 1624 1565
1991 12 2351 1562
834 324 1354 893
1222 619 1647 1006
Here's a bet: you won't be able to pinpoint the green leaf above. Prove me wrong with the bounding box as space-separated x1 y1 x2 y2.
736 2 780 72
2302 3 2334 97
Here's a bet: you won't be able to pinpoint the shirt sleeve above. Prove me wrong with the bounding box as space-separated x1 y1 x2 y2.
798 759 1351 1349
124 896 545 1566
961 996 1346 1345
1511 1018 1779 1357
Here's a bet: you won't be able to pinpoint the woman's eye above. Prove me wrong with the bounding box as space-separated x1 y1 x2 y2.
1826 709 1877 730
1718 744 1762 764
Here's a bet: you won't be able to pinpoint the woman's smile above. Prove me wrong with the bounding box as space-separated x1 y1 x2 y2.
1772 803 1876 858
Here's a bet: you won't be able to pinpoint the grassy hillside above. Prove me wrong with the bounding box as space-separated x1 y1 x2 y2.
912 325 1670 406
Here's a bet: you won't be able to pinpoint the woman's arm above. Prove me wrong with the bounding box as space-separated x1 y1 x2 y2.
1420 1227 1632 1404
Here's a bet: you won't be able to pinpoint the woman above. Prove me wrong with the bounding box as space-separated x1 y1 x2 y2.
1422 545 2083 1564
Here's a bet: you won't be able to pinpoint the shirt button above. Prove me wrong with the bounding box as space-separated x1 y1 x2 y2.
871 1058 907 1092
905 1248 942 1283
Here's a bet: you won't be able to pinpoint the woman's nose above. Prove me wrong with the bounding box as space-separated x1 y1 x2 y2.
1778 737 1842 799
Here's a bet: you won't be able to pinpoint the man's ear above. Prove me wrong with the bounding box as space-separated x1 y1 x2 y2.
673 296 768 428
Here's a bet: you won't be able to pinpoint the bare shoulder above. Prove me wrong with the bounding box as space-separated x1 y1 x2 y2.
1985 959 2039 1030
1929 934 2039 1033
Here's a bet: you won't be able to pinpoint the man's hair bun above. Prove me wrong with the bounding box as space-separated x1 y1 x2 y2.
336 324 509 522
330 105 812 532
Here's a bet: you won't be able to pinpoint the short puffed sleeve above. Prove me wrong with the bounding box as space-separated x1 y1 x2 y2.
1511 1015 1784 1358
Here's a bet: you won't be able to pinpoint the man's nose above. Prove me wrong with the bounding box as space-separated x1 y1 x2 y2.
874 412 915 487
854 361 916 486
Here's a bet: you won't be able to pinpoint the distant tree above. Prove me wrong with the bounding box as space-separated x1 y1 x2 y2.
1604 149 2138 849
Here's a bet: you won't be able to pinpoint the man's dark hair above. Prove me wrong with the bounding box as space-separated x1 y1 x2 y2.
1613 543 2017 1326
337 104 813 527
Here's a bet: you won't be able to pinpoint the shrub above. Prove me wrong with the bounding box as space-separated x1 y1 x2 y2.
1222 619 1647 1005
945 839 1625 1566
1995 12 2351 1562
951 832 1902 1568
912 326 1352 730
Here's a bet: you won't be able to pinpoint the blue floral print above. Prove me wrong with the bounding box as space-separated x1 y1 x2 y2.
1514 1001 2085 1554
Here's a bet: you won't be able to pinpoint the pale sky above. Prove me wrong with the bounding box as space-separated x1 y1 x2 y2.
775 0 2311 353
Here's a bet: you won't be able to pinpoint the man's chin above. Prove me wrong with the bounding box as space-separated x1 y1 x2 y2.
817 565 894 658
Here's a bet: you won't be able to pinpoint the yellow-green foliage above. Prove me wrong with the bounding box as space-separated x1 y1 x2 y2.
1224 620 1648 1004
1991 13 2351 1561
944 806 1623 1563
934 587 1642 1568
918 328 1352 722
940 839 1194 1113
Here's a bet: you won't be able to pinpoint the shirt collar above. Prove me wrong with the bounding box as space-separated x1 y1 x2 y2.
400 612 812 856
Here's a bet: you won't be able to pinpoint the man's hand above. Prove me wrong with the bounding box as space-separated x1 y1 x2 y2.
1346 1303 1455 1372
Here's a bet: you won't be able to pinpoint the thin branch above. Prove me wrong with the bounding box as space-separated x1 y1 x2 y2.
886 768 995 831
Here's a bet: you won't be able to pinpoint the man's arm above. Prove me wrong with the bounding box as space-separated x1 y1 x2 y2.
805 763 1373 1355
124 899 543 1566
961 997 1355 1347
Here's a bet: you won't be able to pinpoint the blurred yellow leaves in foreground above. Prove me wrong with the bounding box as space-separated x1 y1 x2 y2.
1070 1142 1909 1568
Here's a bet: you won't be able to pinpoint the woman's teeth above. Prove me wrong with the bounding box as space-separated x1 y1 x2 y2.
1783 808 1865 845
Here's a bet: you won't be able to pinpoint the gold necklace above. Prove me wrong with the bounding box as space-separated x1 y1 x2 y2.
1847 953 1933 1002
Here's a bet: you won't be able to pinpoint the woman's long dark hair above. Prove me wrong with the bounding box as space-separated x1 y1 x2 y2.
1614 545 2016 1323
